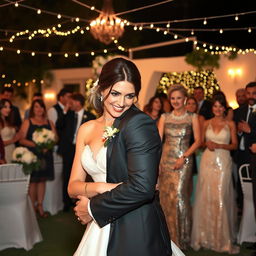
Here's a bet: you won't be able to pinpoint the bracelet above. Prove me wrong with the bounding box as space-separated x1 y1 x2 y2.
84 183 88 197
182 155 189 164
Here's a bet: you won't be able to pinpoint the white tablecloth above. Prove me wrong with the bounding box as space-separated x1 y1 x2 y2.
43 153 63 215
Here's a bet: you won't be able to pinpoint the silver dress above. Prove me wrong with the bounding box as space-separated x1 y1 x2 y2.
159 111 194 250
191 123 239 254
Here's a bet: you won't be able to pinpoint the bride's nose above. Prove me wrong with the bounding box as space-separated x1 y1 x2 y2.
117 96 125 106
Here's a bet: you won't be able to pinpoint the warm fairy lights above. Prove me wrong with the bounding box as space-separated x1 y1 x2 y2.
157 70 220 99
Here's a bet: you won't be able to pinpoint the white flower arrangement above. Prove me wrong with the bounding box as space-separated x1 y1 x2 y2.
102 126 120 147
12 147 39 175
32 128 56 152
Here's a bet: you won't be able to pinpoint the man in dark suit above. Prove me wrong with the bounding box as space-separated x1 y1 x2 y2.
0 87 22 129
48 88 73 154
234 82 256 211
57 93 95 211
193 86 212 120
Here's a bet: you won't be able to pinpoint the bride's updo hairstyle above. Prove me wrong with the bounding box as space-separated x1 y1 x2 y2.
89 57 141 114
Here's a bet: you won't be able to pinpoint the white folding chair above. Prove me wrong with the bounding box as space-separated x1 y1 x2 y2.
237 163 256 244
43 152 64 215
0 164 42 251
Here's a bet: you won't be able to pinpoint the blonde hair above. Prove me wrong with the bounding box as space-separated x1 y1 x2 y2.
167 84 188 100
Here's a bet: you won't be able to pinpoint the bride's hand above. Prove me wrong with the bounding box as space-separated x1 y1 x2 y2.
97 182 122 194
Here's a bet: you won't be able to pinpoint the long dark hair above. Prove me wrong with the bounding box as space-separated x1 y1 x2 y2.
29 99 47 118
89 57 141 114
0 99 15 128
144 96 164 116
211 91 228 116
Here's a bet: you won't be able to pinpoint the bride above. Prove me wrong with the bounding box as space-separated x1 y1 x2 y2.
68 58 184 256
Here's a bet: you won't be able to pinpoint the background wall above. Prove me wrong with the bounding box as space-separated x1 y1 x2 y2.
42 53 256 110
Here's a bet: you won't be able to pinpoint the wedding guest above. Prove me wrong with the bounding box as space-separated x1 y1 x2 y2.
24 92 43 120
193 86 212 120
185 96 198 114
0 99 21 162
213 91 234 121
191 93 239 254
235 88 247 107
0 87 22 129
57 93 95 212
158 84 201 249
48 88 72 154
68 58 173 256
143 95 164 124
0 135 6 164
233 82 256 211
19 99 57 217
158 92 172 113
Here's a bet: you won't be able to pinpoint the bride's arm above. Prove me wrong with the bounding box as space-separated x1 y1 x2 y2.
68 122 120 199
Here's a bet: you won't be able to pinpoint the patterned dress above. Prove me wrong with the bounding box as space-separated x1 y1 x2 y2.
159 111 194 249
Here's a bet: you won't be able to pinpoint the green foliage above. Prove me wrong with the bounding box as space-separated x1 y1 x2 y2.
185 49 220 71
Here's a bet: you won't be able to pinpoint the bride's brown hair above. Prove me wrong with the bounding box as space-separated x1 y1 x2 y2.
89 57 141 114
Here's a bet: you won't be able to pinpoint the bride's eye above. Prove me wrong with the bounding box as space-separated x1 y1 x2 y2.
110 91 119 97
126 94 135 99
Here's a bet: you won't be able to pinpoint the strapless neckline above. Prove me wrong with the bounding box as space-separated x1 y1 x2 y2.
85 144 105 163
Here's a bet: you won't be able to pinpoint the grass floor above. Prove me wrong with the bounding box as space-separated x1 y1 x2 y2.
0 210 254 256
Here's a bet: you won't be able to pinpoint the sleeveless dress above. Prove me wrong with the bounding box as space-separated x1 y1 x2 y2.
74 145 185 256
159 111 194 249
26 120 54 182
1 126 16 163
191 123 239 254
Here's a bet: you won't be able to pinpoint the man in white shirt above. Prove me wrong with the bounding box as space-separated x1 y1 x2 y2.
57 93 96 211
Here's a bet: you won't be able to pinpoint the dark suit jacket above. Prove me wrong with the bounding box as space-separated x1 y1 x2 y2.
198 99 212 120
233 105 253 155
90 105 172 256
57 109 96 155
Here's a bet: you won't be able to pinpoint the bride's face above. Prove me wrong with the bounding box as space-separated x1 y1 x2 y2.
212 100 225 117
102 81 136 119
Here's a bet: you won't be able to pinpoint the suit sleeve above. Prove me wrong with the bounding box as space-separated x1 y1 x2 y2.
90 113 161 228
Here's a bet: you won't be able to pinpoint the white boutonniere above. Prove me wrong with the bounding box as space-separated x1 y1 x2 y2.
102 126 119 147
83 114 88 119
253 108 256 113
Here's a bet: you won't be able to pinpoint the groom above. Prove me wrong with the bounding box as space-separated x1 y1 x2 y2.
74 105 172 256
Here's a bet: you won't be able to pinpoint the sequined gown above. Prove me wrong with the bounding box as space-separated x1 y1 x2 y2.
159 111 194 249
191 123 239 254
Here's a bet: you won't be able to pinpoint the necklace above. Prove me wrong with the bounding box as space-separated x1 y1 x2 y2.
170 111 188 120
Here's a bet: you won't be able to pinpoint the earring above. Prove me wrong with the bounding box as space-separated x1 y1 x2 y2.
100 96 103 102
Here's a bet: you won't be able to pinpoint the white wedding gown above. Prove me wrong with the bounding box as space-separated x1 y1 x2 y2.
74 145 185 256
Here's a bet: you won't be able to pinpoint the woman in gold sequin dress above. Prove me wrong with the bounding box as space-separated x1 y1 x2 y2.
191 93 239 254
158 85 201 249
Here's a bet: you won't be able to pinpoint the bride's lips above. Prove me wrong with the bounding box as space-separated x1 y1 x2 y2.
112 105 125 113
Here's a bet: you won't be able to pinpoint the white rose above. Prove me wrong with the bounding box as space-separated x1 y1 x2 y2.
22 151 33 164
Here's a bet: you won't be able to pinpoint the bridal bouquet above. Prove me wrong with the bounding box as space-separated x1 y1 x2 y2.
12 147 39 175
32 128 56 152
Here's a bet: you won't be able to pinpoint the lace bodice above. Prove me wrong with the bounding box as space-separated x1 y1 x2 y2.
1 126 16 141
81 145 107 183
205 123 230 145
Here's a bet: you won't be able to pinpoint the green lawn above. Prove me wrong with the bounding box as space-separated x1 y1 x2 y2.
0 211 253 256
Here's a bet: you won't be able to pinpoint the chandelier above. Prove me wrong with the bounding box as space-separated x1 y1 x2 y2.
90 0 125 45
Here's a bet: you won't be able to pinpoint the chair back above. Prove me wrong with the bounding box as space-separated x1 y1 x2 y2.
0 164 30 204
239 164 252 198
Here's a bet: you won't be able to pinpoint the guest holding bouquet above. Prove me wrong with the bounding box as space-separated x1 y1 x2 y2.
19 99 57 217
